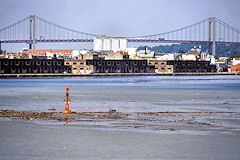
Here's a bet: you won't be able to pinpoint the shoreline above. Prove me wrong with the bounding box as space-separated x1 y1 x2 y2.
0 72 239 78
1 110 239 133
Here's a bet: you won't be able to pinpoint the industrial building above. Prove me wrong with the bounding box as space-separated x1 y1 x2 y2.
167 60 216 72
93 35 128 52
0 59 71 74
86 59 155 73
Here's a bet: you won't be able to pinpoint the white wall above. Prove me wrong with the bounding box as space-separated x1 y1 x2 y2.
233 58 240 66
93 36 127 52
182 54 196 61
93 38 103 51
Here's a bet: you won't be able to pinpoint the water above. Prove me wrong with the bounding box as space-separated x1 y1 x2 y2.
1 76 240 160
0 76 240 112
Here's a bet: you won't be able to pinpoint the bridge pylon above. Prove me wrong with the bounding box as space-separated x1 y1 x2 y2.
29 15 36 49
208 17 216 56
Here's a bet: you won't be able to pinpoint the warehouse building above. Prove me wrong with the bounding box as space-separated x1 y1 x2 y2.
0 59 71 74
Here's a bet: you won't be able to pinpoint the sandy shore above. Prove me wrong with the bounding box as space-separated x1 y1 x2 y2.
0 119 240 160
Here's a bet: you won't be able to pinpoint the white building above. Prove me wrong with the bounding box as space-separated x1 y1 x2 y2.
155 53 175 60
233 58 240 66
46 52 54 59
93 35 128 52
182 54 197 61
93 38 103 51
119 38 127 51
111 38 120 52
137 47 155 58
103 38 111 51
127 47 137 55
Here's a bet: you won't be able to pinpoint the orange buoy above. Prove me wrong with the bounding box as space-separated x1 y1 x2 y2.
62 88 72 114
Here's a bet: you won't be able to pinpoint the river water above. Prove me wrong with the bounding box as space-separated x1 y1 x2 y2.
0 75 240 112
0 76 240 160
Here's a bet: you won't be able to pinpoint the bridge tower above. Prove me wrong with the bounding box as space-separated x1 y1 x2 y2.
29 15 36 49
208 17 216 56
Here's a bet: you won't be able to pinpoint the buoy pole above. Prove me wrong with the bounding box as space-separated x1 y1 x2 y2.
62 88 72 114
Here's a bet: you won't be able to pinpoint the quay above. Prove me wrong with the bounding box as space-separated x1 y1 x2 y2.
0 72 237 78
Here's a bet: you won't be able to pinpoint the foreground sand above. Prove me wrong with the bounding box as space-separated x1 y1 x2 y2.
0 119 240 160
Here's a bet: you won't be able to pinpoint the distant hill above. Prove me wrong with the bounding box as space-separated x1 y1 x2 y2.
137 43 240 57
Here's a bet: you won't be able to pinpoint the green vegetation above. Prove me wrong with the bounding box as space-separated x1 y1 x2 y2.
138 43 240 57
0 49 6 55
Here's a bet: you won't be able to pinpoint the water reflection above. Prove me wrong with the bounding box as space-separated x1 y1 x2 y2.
64 114 70 125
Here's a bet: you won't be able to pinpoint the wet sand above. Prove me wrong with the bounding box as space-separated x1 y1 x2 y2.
0 120 240 160
1 110 240 133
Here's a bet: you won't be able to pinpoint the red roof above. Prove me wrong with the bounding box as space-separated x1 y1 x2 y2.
119 51 128 55
22 49 73 54
188 52 198 56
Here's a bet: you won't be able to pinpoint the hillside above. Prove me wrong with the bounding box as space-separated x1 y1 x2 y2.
138 43 240 57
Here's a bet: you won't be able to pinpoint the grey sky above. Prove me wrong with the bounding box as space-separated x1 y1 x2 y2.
1 0 240 51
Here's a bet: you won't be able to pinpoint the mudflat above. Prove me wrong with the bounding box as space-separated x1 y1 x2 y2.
0 120 240 160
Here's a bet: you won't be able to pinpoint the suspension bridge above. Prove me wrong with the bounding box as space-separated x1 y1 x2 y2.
0 15 240 56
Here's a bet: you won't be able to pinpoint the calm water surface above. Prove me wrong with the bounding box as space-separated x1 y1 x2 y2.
0 75 240 112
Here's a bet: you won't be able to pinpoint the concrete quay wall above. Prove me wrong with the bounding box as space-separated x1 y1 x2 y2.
0 72 238 78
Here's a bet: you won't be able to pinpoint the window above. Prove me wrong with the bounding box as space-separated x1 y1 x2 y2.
73 62 77 65
73 68 77 70
66 62 70 65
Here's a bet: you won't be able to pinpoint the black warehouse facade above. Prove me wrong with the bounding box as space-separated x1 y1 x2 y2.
0 59 72 74
167 60 216 72
0 59 217 74
86 60 155 73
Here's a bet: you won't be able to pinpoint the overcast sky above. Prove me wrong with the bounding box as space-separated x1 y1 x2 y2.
1 0 240 51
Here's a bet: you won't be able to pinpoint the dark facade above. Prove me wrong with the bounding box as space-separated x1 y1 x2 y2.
0 59 71 74
86 60 155 73
167 60 216 72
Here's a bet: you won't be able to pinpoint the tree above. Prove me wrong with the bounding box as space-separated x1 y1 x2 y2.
0 50 6 55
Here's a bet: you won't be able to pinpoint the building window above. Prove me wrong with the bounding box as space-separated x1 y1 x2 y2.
73 68 77 70
66 62 70 65
73 62 77 65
